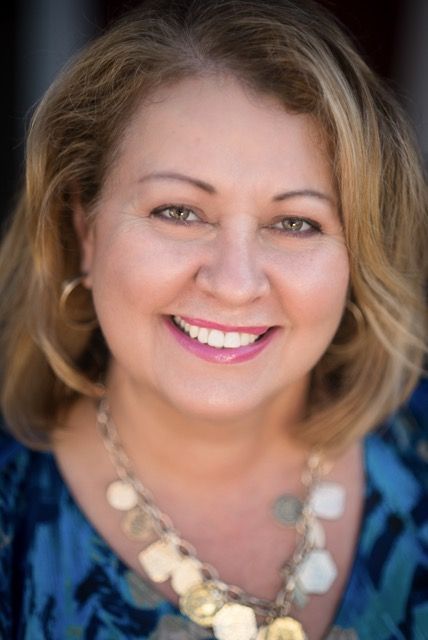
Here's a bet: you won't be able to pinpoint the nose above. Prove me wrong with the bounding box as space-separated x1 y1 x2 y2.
195 229 270 306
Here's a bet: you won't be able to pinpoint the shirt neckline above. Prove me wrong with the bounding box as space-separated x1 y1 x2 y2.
42 436 373 632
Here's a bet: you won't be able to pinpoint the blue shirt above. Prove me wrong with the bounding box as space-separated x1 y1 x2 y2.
1 381 427 639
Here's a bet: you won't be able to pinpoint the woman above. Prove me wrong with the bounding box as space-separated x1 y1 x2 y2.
0 0 427 638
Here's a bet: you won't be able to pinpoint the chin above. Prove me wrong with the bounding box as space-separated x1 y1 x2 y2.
158 384 283 424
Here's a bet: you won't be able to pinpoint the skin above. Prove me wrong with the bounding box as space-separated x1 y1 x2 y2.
77 74 349 439
57 74 362 640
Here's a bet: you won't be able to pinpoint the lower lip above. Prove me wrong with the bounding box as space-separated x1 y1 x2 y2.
164 317 278 364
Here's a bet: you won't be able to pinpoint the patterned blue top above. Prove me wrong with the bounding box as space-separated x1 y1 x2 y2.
1 381 427 640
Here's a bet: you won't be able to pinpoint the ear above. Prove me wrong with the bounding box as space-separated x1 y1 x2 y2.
72 199 95 289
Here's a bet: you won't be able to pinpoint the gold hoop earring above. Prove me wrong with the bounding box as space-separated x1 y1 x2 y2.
59 275 98 331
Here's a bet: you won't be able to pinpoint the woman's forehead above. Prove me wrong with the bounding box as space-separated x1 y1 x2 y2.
106 74 335 199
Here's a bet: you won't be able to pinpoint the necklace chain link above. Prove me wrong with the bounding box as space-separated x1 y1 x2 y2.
97 398 343 638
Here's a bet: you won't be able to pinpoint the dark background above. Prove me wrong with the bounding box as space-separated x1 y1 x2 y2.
1 0 426 224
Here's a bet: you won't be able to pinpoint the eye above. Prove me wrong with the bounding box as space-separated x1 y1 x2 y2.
273 217 320 235
150 205 200 223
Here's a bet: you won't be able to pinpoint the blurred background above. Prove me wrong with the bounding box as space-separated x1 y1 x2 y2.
1 0 428 224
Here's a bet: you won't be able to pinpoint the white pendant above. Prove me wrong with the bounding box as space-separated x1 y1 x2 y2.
309 482 345 520
212 603 258 640
106 479 139 511
138 539 182 582
296 549 337 594
171 557 204 595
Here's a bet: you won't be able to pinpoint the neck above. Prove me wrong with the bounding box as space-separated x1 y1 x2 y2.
104 365 310 492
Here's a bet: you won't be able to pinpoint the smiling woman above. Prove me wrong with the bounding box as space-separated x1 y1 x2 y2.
75 76 348 405
0 1 427 639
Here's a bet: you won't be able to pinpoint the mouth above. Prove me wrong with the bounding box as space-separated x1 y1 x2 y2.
170 315 273 349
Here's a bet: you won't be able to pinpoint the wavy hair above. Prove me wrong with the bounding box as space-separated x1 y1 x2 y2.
0 0 427 450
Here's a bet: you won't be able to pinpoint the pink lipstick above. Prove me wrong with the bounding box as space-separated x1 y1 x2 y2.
164 316 278 364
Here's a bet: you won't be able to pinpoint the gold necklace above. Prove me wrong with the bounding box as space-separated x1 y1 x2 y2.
97 399 345 640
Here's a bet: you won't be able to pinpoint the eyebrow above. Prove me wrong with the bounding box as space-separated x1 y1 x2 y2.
139 171 216 194
138 171 334 204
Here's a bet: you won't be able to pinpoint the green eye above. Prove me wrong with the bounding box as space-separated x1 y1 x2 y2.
272 217 321 235
150 205 199 223
282 219 304 231
166 206 191 221
280 218 312 232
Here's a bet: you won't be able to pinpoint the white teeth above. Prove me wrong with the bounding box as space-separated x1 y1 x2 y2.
197 327 209 344
239 333 251 346
173 316 263 349
189 325 199 338
207 329 225 348
223 332 241 348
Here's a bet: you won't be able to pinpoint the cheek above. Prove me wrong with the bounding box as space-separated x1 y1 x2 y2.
275 245 349 327
90 226 197 313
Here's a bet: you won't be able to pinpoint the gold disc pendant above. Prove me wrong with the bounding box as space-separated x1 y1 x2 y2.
272 494 303 526
121 506 155 542
179 582 226 627
257 616 307 640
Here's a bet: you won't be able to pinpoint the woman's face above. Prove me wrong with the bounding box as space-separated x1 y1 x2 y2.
78 74 349 419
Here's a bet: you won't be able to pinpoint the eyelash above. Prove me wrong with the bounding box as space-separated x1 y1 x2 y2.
150 205 321 235
150 205 199 225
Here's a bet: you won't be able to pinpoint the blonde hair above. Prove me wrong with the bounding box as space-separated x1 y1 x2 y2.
1 0 427 450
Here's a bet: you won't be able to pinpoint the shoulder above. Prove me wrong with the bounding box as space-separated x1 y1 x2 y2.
0 423 35 637
0 423 33 522
0 420 63 538
358 380 428 635
335 382 428 637
367 378 428 500
0 422 36 547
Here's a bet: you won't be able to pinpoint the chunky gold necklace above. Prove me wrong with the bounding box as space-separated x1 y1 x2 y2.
97 399 345 640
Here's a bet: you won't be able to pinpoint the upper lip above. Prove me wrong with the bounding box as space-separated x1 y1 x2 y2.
174 315 272 336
